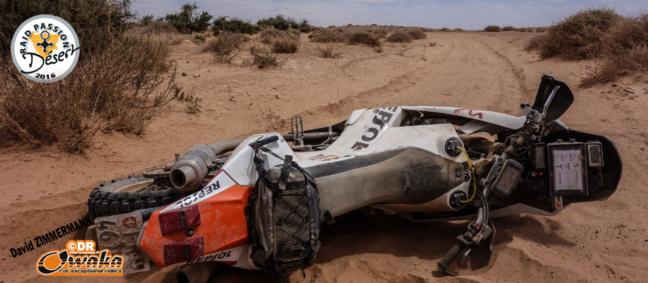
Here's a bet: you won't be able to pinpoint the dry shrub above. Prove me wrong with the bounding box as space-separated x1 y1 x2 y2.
372 29 389 39
348 32 381 47
582 15 648 86
452 28 464 32
408 28 426 39
309 29 344 43
0 0 179 153
540 8 621 59
127 20 191 46
440 27 450 32
525 34 548 51
386 31 412 43
139 21 179 34
0 36 177 153
250 46 279 69
272 38 299 53
260 28 287 44
204 32 248 55
317 44 339 58
193 34 206 43
484 25 501 32
502 26 516 31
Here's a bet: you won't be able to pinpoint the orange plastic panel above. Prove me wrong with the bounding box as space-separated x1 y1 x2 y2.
139 175 252 267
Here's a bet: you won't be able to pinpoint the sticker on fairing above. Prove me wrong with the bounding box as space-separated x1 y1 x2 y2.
160 171 235 213
186 246 246 265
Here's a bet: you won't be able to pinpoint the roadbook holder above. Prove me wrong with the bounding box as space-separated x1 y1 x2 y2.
248 140 321 276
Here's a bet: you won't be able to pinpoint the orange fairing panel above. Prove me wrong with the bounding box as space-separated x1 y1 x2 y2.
138 171 252 267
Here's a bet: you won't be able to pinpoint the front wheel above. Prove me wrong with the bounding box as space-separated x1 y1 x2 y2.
88 174 184 218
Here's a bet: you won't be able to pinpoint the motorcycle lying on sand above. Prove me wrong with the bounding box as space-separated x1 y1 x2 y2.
86 74 621 282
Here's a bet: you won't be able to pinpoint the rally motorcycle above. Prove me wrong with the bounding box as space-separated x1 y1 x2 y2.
86 75 621 282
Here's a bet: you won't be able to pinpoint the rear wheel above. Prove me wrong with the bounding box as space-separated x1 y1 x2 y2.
88 174 184 218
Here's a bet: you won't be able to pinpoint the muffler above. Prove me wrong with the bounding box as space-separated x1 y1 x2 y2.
176 262 220 283
170 144 215 191
170 139 244 191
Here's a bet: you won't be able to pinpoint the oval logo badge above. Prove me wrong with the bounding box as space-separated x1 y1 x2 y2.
10 15 81 83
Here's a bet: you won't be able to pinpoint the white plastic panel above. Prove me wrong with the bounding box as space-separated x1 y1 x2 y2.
401 106 526 130
221 133 296 186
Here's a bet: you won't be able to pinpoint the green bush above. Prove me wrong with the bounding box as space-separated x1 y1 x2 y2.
257 14 299 30
484 25 501 32
348 32 381 47
163 3 213 34
212 16 260 35
298 19 313 33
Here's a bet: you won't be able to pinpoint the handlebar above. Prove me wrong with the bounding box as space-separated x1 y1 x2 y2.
437 241 465 272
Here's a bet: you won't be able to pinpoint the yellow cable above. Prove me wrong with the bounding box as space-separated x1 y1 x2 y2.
457 146 477 204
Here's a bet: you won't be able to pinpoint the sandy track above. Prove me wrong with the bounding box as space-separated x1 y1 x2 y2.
1 32 647 282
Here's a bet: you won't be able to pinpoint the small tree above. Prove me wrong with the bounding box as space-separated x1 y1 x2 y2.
212 16 260 35
140 14 154 26
164 3 213 33
257 14 298 31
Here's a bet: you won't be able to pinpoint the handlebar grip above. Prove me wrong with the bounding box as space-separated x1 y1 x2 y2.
437 242 465 272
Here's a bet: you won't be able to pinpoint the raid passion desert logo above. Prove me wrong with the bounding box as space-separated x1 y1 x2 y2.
36 240 124 276
10 15 81 83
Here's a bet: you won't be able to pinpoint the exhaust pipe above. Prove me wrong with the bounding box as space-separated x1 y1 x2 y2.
170 139 245 191
176 263 220 283
170 133 338 191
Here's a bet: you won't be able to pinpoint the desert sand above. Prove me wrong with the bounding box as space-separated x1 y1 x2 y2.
1 31 647 282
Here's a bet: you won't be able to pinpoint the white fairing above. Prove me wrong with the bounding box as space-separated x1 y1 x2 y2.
296 107 470 167
401 106 526 131
178 106 527 214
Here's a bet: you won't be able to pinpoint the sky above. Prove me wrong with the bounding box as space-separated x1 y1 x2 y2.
132 0 646 30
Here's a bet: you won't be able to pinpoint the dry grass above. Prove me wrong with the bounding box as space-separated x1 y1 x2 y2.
204 32 249 55
386 31 413 43
0 35 178 153
317 44 339 58
250 46 279 69
309 29 344 43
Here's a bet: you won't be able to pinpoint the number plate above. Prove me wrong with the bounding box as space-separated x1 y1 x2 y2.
94 213 150 274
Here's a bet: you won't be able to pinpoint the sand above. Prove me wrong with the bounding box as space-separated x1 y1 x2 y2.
1 31 647 283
